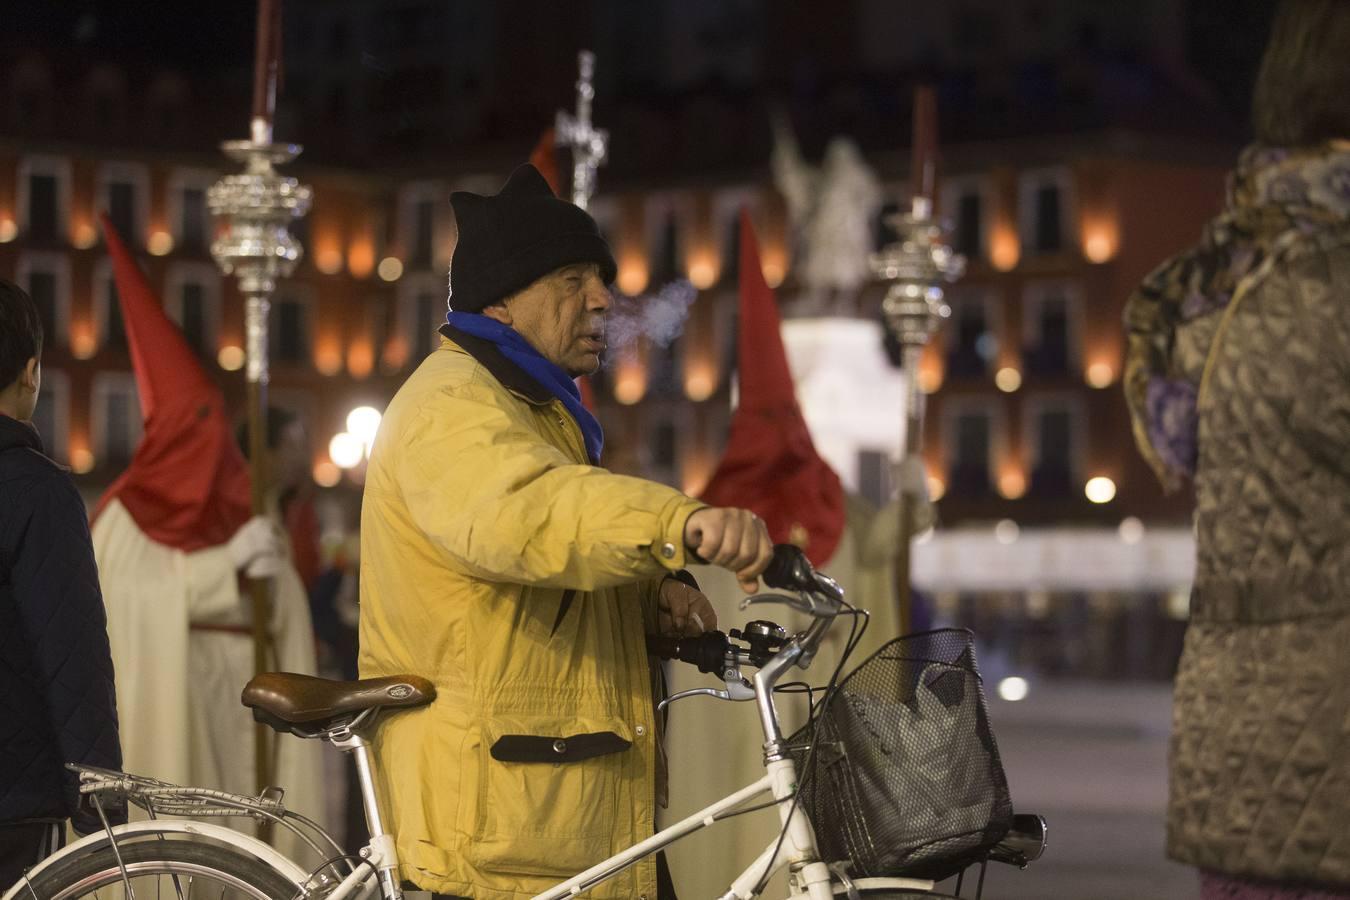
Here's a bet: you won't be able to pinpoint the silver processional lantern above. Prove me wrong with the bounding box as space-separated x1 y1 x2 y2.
556 50 609 212
206 0 311 802
870 86 964 633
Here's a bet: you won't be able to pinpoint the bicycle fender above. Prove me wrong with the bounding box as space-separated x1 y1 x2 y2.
0 820 311 900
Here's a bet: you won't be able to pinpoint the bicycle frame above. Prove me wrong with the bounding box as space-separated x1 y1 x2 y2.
527 756 934 900
18 553 956 900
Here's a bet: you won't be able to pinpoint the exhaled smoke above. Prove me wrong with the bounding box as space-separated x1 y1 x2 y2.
604 279 697 363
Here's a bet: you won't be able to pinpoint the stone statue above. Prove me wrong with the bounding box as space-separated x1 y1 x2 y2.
772 119 883 312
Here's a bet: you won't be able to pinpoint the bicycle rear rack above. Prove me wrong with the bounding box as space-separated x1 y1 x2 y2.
68 764 356 889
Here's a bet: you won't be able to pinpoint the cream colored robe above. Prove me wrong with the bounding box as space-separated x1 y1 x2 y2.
92 498 329 863
663 496 904 897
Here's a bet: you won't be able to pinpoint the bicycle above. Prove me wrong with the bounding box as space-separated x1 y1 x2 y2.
4 545 1046 900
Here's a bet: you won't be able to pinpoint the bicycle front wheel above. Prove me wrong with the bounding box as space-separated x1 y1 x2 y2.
23 839 301 899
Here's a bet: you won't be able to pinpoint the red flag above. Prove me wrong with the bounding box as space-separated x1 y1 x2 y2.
93 215 253 552
529 128 562 197
700 211 845 566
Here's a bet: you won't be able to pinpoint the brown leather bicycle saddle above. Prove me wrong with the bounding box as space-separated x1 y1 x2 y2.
241 672 435 730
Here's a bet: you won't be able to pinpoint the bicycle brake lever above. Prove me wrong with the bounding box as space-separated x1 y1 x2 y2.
739 591 828 617
657 672 756 712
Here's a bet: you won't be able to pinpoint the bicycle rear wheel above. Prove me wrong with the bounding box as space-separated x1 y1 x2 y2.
21 839 299 899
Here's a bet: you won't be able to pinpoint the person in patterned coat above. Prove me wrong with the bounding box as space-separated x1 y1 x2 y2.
1124 2 1350 896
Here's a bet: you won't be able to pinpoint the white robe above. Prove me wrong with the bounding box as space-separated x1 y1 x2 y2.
92 498 330 862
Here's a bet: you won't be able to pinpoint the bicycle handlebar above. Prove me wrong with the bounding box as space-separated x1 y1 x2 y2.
645 631 731 675
760 544 843 604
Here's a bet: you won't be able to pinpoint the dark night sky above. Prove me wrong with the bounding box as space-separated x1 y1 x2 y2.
1 0 1279 169
5 1 255 71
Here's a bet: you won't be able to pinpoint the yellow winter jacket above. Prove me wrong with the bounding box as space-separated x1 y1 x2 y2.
358 332 704 899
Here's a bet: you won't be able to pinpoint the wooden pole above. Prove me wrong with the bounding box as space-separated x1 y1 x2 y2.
247 0 279 815
894 85 940 636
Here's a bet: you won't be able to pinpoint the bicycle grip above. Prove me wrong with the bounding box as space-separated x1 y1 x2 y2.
761 543 814 591
646 631 729 675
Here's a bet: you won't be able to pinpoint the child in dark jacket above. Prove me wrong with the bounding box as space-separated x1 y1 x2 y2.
0 279 122 889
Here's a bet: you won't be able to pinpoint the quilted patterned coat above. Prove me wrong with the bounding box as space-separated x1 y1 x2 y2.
0 414 122 833
1125 145 1350 887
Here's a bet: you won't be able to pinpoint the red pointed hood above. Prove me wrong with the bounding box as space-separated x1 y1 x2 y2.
94 215 253 552
700 212 845 566
529 127 562 197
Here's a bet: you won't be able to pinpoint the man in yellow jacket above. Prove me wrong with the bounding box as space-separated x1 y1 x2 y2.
359 164 774 899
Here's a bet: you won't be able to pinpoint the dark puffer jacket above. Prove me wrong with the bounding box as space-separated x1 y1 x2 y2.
0 414 122 832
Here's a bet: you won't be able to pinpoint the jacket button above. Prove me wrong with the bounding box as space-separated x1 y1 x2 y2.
635 725 646 737
660 542 676 559
552 739 567 755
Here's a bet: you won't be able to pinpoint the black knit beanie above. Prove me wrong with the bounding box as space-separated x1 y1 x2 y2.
448 164 617 312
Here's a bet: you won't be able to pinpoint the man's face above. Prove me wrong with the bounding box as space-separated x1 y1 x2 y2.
494 263 611 377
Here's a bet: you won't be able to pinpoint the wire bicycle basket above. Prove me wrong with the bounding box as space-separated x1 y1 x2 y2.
787 628 1014 881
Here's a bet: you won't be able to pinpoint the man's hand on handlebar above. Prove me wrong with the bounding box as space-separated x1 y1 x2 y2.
682 507 775 594
657 576 718 637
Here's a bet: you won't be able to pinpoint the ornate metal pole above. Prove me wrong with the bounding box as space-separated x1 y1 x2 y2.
207 0 310 805
870 86 963 634
555 50 609 211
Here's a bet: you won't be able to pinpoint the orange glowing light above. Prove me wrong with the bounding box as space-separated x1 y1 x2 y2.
927 474 946 502
347 239 375 279
917 357 943 394
613 355 648 405
313 460 341 488
382 335 410 372
217 345 245 371
347 340 374 379
0 218 17 243
617 254 649 296
994 367 1022 392
1081 213 1120 264
686 248 718 290
998 468 1027 500
758 238 788 289
72 221 98 250
315 339 343 376
147 231 174 256
684 362 717 402
71 323 97 360
1086 361 1115 389
989 222 1020 272
315 245 344 276
71 448 95 474
682 451 714 497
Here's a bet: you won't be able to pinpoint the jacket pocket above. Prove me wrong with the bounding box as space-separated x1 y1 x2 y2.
469 716 633 877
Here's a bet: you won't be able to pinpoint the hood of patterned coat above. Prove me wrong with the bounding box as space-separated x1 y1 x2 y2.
1124 142 1350 490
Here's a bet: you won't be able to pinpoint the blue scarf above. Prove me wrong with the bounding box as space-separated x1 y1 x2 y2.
444 311 603 464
